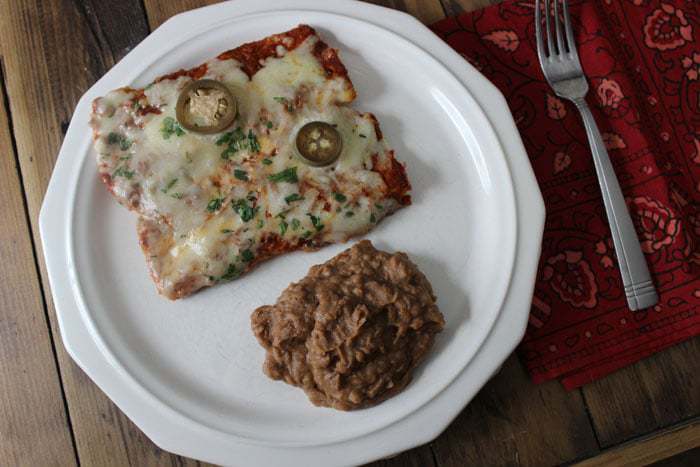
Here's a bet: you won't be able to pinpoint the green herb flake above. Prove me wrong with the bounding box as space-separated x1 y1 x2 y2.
170 192 184 199
247 130 261 153
370 213 377 223
333 192 347 203
112 165 134 179
221 229 233 234
160 178 178 193
206 197 224 213
266 121 273 129
231 198 257 222
375 203 383 210
284 193 304 204
279 220 288 236
359 134 367 138
240 249 254 263
220 263 239 281
107 132 132 151
291 219 301 230
217 127 245 159
307 214 324 232
257 219 264 229
217 127 261 159
345 211 354 218
234 169 249 181
161 116 185 139
302 230 312 239
268 167 298 183
262 158 272 165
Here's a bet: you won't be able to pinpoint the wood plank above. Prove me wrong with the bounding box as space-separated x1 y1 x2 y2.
431 355 599 466
0 1 204 466
364 0 446 24
0 63 77 467
441 0 499 17
583 337 700 447
573 418 700 467
143 0 221 29
143 0 446 30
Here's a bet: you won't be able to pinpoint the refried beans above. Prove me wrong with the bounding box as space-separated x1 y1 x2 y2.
251 240 445 410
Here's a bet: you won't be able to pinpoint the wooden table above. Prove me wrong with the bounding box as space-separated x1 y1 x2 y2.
1 0 698 465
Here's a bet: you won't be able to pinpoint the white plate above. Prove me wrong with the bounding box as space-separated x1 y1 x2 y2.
41 1 544 465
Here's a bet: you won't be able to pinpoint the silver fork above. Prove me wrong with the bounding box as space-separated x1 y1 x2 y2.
535 0 658 310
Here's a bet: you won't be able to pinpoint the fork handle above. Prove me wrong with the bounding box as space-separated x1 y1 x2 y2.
573 98 658 310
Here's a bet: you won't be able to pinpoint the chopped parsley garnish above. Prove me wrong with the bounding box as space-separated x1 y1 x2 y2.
266 121 273 129
307 214 324 232
217 127 260 158
279 220 288 236
161 117 185 139
234 169 249 181
221 229 233 234
112 165 134 179
284 193 304 204
268 167 298 183
170 192 184 199
206 197 224 212
291 218 301 230
273 96 294 112
240 249 254 262
220 264 239 281
370 213 377 223
302 230 312 238
333 192 347 203
107 132 132 150
217 127 246 159
247 130 261 153
262 158 272 165
375 203 383 210
160 178 178 193
359 134 367 138
257 219 264 229
231 198 257 222
345 211 354 217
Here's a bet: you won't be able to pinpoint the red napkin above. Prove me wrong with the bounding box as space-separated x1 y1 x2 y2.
431 0 700 389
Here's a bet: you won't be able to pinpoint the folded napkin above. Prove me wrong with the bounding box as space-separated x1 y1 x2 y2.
432 0 700 389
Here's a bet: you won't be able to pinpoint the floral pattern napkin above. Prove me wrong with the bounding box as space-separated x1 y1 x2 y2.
431 0 700 388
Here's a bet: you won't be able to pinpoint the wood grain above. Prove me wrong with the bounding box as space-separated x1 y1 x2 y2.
364 0 446 24
573 418 700 467
143 0 221 29
431 354 599 466
0 64 76 467
0 1 203 465
583 337 700 447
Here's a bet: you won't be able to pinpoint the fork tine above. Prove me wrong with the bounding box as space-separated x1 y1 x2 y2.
535 0 546 62
553 0 565 54
544 0 556 55
562 0 576 57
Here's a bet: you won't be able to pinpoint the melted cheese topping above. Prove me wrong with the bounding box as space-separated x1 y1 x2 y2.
90 34 407 298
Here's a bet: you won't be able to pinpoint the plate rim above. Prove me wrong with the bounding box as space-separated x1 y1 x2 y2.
39 1 545 465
